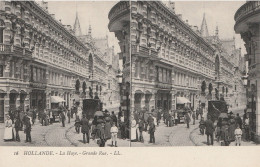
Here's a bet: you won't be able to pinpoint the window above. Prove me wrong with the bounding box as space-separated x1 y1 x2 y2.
0 19 5 43
0 65 3 77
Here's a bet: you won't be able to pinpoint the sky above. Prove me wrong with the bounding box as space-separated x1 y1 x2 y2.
46 1 247 57
47 1 120 53
174 1 246 55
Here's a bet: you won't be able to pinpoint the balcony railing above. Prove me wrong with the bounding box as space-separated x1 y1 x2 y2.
235 1 260 23
0 44 32 58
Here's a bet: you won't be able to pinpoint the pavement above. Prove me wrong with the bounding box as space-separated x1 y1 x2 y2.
131 118 259 147
0 117 129 147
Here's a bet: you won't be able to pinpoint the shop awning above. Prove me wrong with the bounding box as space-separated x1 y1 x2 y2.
177 97 191 104
50 96 65 103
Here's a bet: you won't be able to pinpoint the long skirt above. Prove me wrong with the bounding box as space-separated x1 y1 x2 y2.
131 127 137 140
4 127 13 140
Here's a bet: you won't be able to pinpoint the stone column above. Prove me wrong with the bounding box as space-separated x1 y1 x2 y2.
4 92 9 118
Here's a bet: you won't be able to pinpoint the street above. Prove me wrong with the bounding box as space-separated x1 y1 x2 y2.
0 117 129 147
132 118 258 147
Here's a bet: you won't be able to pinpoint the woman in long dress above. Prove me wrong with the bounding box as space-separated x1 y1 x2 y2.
131 117 137 141
4 115 14 141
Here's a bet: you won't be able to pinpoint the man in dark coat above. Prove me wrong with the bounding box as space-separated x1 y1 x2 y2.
138 118 144 142
80 115 90 144
205 116 214 145
110 111 117 126
60 111 66 127
149 121 156 143
24 114 32 143
185 112 191 128
14 117 21 142
67 109 71 123
32 109 36 125
157 110 161 126
235 113 242 129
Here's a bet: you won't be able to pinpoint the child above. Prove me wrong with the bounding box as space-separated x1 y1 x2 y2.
234 125 242 146
110 122 118 147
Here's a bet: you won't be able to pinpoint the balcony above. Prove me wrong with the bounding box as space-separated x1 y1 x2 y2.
0 44 32 59
108 1 130 32
234 1 260 32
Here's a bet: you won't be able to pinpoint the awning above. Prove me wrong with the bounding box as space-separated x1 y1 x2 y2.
50 96 65 103
177 97 191 104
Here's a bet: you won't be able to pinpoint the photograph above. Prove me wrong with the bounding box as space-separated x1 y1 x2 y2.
0 0 130 147
130 0 260 147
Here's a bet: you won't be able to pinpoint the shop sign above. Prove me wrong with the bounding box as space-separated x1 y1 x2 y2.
29 82 47 89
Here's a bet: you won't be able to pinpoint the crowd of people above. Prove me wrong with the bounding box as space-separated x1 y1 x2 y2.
130 106 203 144
201 109 251 146
74 109 129 147
3 104 129 147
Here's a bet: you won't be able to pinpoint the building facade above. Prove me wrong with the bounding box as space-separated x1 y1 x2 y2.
130 1 246 112
234 1 260 142
0 1 120 122
108 1 131 121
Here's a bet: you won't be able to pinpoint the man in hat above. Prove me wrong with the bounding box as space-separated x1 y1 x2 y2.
14 117 21 142
60 111 66 127
24 113 32 143
205 116 214 145
149 121 156 143
80 114 90 144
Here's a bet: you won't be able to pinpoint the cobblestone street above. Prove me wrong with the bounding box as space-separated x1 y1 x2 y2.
131 120 200 147
0 117 129 147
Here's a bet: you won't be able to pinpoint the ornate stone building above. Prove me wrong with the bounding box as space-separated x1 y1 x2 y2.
0 1 120 122
108 1 130 120
130 1 246 112
235 1 260 142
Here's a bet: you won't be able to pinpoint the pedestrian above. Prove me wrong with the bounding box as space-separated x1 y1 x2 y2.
110 111 117 126
192 110 196 125
32 109 36 125
185 112 191 128
138 118 144 143
110 122 118 147
104 117 112 141
67 109 71 123
97 123 106 147
234 125 242 146
244 116 250 141
3 115 14 141
14 117 20 142
223 125 230 146
199 117 205 135
205 116 214 145
24 114 32 143
80 114 90 144
235 113 242 129
149 121 156 143
143 112 149 131
157 110 161 126
75 114 81 133
216 118 222 142
228 117 236 142
60 111 66 127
